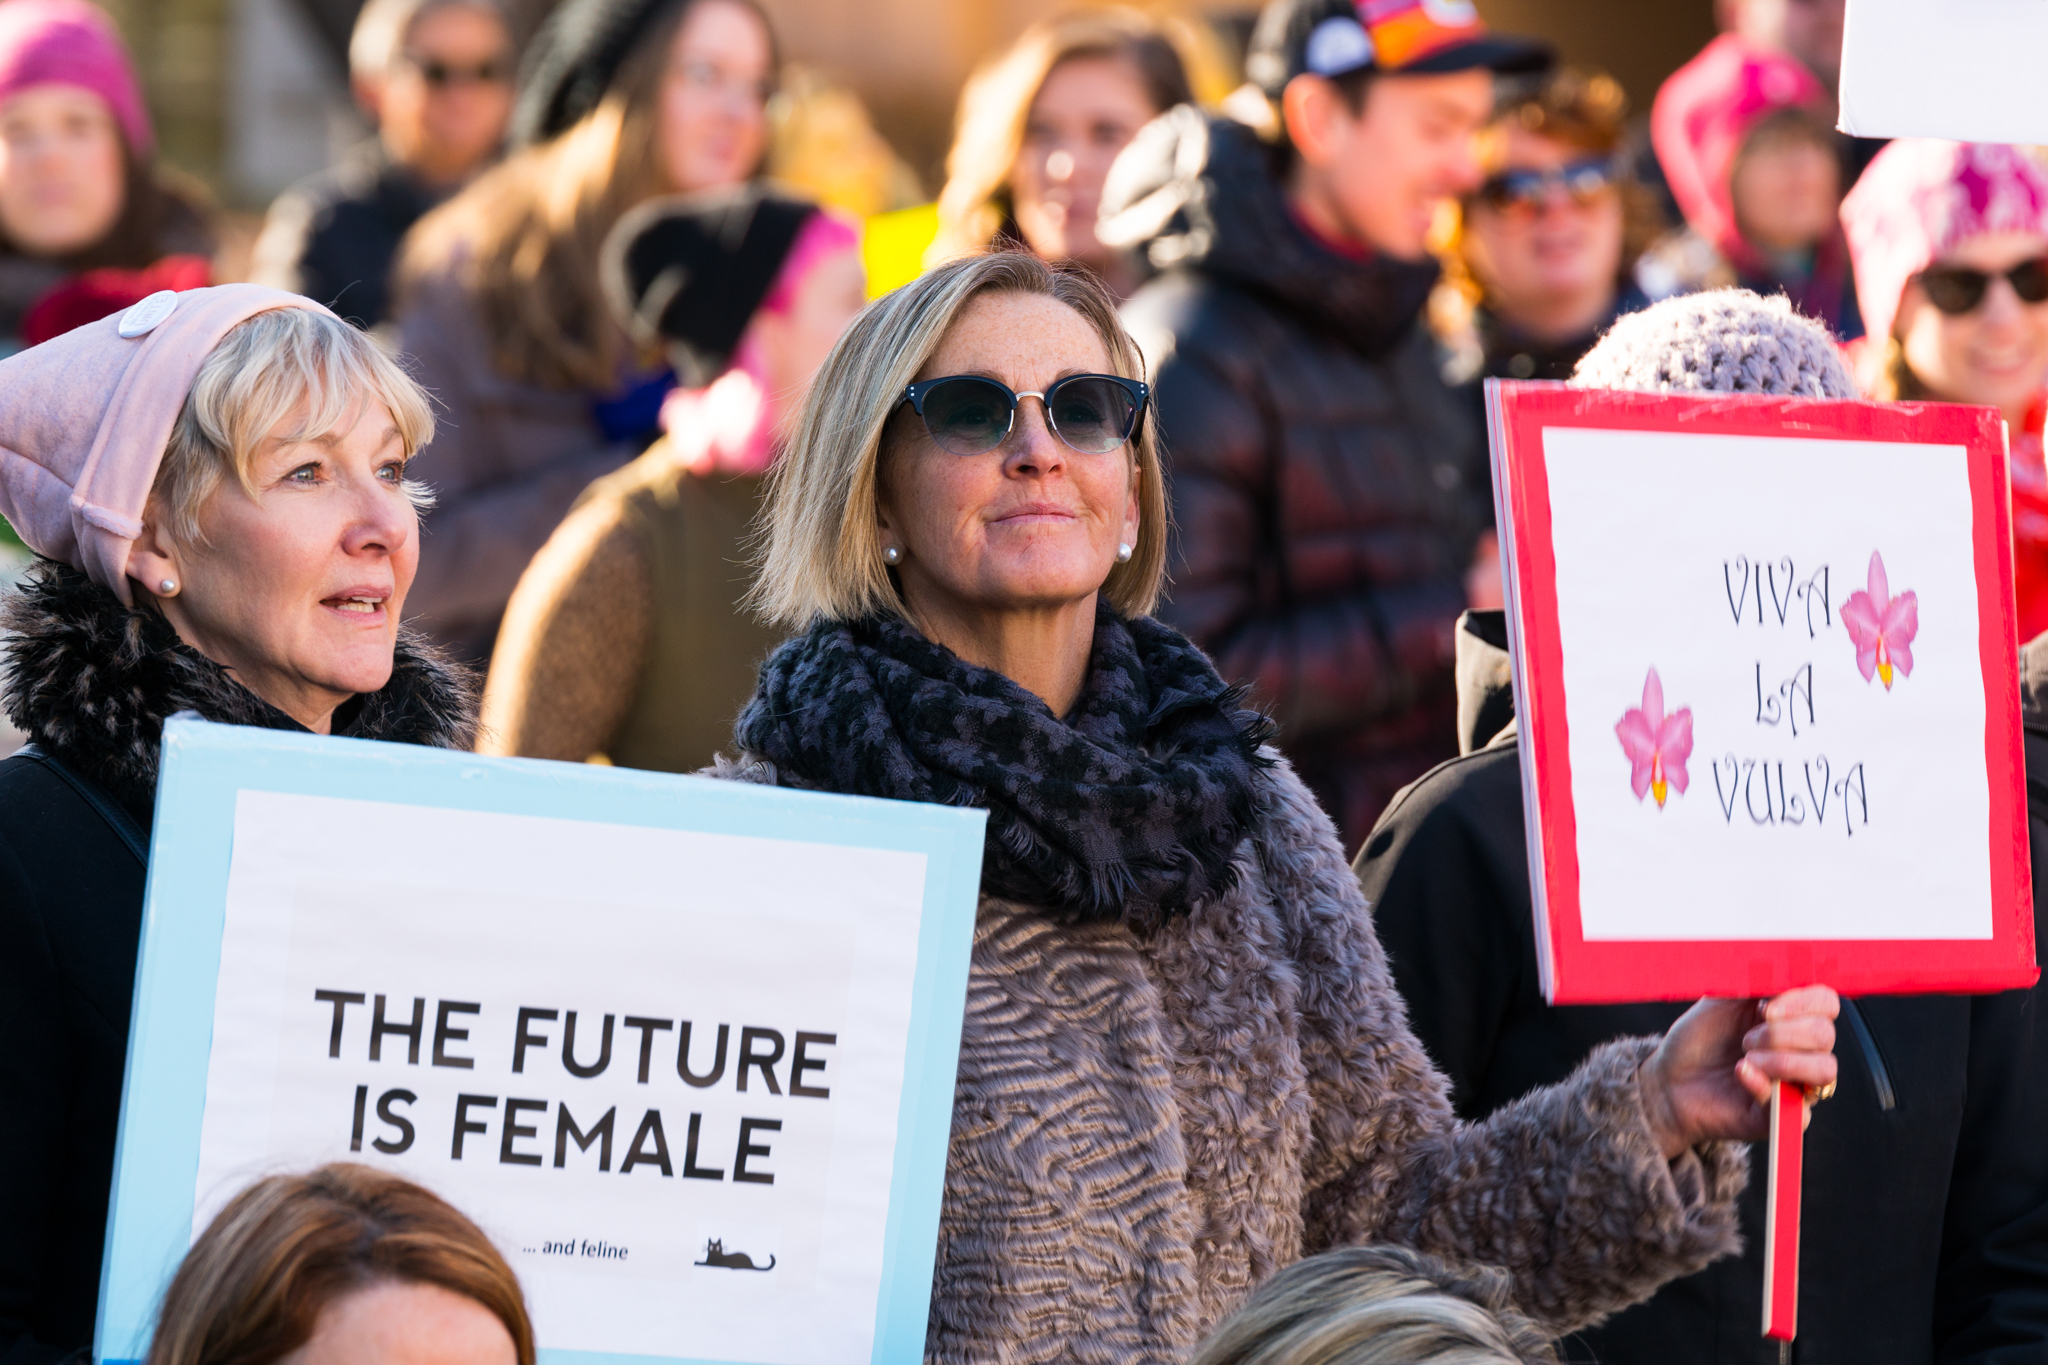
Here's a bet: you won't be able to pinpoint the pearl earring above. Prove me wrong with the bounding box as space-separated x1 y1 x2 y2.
882 545 902 566
158 578 177 596
1115 543 1133 563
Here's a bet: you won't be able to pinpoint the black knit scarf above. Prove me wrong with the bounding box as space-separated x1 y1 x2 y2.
735 601 1274 924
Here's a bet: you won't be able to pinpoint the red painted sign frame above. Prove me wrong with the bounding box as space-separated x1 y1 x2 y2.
1487 381 2038 1004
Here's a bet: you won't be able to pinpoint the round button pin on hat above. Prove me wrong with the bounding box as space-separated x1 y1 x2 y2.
117 290 179 339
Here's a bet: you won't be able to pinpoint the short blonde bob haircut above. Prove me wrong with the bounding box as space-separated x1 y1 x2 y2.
749 249 1167 628
146 1163 535 1365
150 306 437 548
1191 1245 1559 1365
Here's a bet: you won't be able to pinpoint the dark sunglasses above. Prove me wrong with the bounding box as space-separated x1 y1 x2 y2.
1916 257 2048 315
403 53 511 87
900 373 1147 457
1474 156 1620 217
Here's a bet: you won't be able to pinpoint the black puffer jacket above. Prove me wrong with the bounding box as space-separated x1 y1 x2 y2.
1353 610 2048 1365
1108 108 1488 851
0 561 476 1364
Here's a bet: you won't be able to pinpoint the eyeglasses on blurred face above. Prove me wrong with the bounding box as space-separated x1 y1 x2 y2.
1915 258 2048 315
900 374 1148 456
1473 156 1620 220
400 51 510 88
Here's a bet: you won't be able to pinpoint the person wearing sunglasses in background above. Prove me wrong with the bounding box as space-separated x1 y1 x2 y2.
1843 140 2048 645
1436 69 1658 386
248 0 513 330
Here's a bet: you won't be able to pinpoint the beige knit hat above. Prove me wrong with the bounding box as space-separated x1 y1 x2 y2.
1571 289 1858 399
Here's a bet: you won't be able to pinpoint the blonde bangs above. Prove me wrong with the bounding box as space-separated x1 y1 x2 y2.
153 307 437 547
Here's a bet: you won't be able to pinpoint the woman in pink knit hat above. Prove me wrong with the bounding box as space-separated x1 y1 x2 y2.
1841 139 2048 643
0 0 214 358
0 285 476 1359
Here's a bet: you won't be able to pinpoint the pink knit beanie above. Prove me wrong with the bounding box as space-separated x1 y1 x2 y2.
0 0 152 156
0 284 327 604
1841 140 2048 346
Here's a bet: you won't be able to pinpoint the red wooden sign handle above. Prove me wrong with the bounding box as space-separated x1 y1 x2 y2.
1763 1080 1803 1341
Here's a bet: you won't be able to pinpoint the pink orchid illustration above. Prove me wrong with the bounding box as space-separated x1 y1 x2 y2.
1615 668 1693 809
1841 550 1918 689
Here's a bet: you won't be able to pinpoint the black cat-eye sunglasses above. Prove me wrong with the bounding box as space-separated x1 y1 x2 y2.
900 373 1148 457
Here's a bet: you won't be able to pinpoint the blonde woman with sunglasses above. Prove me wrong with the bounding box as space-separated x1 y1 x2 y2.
721 249 1839 1364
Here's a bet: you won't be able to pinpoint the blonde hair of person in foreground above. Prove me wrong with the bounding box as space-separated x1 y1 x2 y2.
1192 1245 1561 1365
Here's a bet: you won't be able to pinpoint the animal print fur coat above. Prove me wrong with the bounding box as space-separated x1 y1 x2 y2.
712 751 1748 1362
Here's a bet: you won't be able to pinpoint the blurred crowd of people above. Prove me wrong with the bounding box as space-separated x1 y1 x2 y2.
6 0 2048 1360
4 0 2048 836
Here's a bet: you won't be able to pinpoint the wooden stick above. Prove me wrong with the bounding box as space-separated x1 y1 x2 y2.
1762 1079 1803 1342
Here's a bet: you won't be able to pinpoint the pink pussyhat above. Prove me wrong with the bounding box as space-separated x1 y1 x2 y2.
0 0 153 156
0 284 328 604
1841 140 2048 347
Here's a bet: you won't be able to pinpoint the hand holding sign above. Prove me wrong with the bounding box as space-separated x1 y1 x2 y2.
1637 988 1841 1159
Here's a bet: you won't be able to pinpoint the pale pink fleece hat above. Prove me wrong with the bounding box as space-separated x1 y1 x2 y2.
1841 140 2048 346
0 284 327 604
0 0 153 155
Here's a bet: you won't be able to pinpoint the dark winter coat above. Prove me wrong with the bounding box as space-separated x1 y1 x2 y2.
715 604 1752 1362
0 562 475 1364
1110 108 1490 852
250 140 451 329
1354 609 2048 1365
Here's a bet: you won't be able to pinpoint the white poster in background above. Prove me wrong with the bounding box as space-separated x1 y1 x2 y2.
192 791 930 1365
1838 0 2048 144
1542 427 1992 942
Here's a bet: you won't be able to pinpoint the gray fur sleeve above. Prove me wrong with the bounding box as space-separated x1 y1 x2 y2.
1252 755 1747 1334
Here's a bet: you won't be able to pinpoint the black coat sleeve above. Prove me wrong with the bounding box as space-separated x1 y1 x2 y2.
1929 732 2048 1364
1351 750 1528 1115
0 826 86 1365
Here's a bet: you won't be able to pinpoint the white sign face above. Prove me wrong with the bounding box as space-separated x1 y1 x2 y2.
193 791 930 1364
1838 0 2048 143
1542 427 1992 942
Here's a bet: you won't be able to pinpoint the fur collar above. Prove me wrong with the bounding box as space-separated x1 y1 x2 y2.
2 558 476 820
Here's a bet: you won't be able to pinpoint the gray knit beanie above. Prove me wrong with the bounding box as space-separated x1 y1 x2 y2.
1570 289 1857 399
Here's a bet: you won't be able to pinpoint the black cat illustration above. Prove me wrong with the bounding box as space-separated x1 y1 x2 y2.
694 1238 775 1271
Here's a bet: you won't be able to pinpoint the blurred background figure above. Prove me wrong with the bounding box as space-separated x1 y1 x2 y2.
248 0 513 329
1843 139 2048 643
479 187 861 770
1190 1245 1558 1365
1641 29 1859 338
1716 0 1844 90
1105 0 1548 852
931 8 1191 300
394 0 777 668
1436 69 1657 384
147 1164 531 1365
0 0 212 354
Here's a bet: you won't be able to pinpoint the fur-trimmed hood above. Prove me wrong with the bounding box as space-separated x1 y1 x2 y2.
2 557 476 820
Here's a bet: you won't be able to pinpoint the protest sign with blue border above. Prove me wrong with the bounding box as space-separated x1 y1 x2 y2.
97 717 986 1365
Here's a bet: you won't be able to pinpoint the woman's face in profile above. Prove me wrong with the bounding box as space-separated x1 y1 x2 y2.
658 0 772 195
279 1281 515 1365
878 291 1140 626
1008 55 1157 271
0 83 126 257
